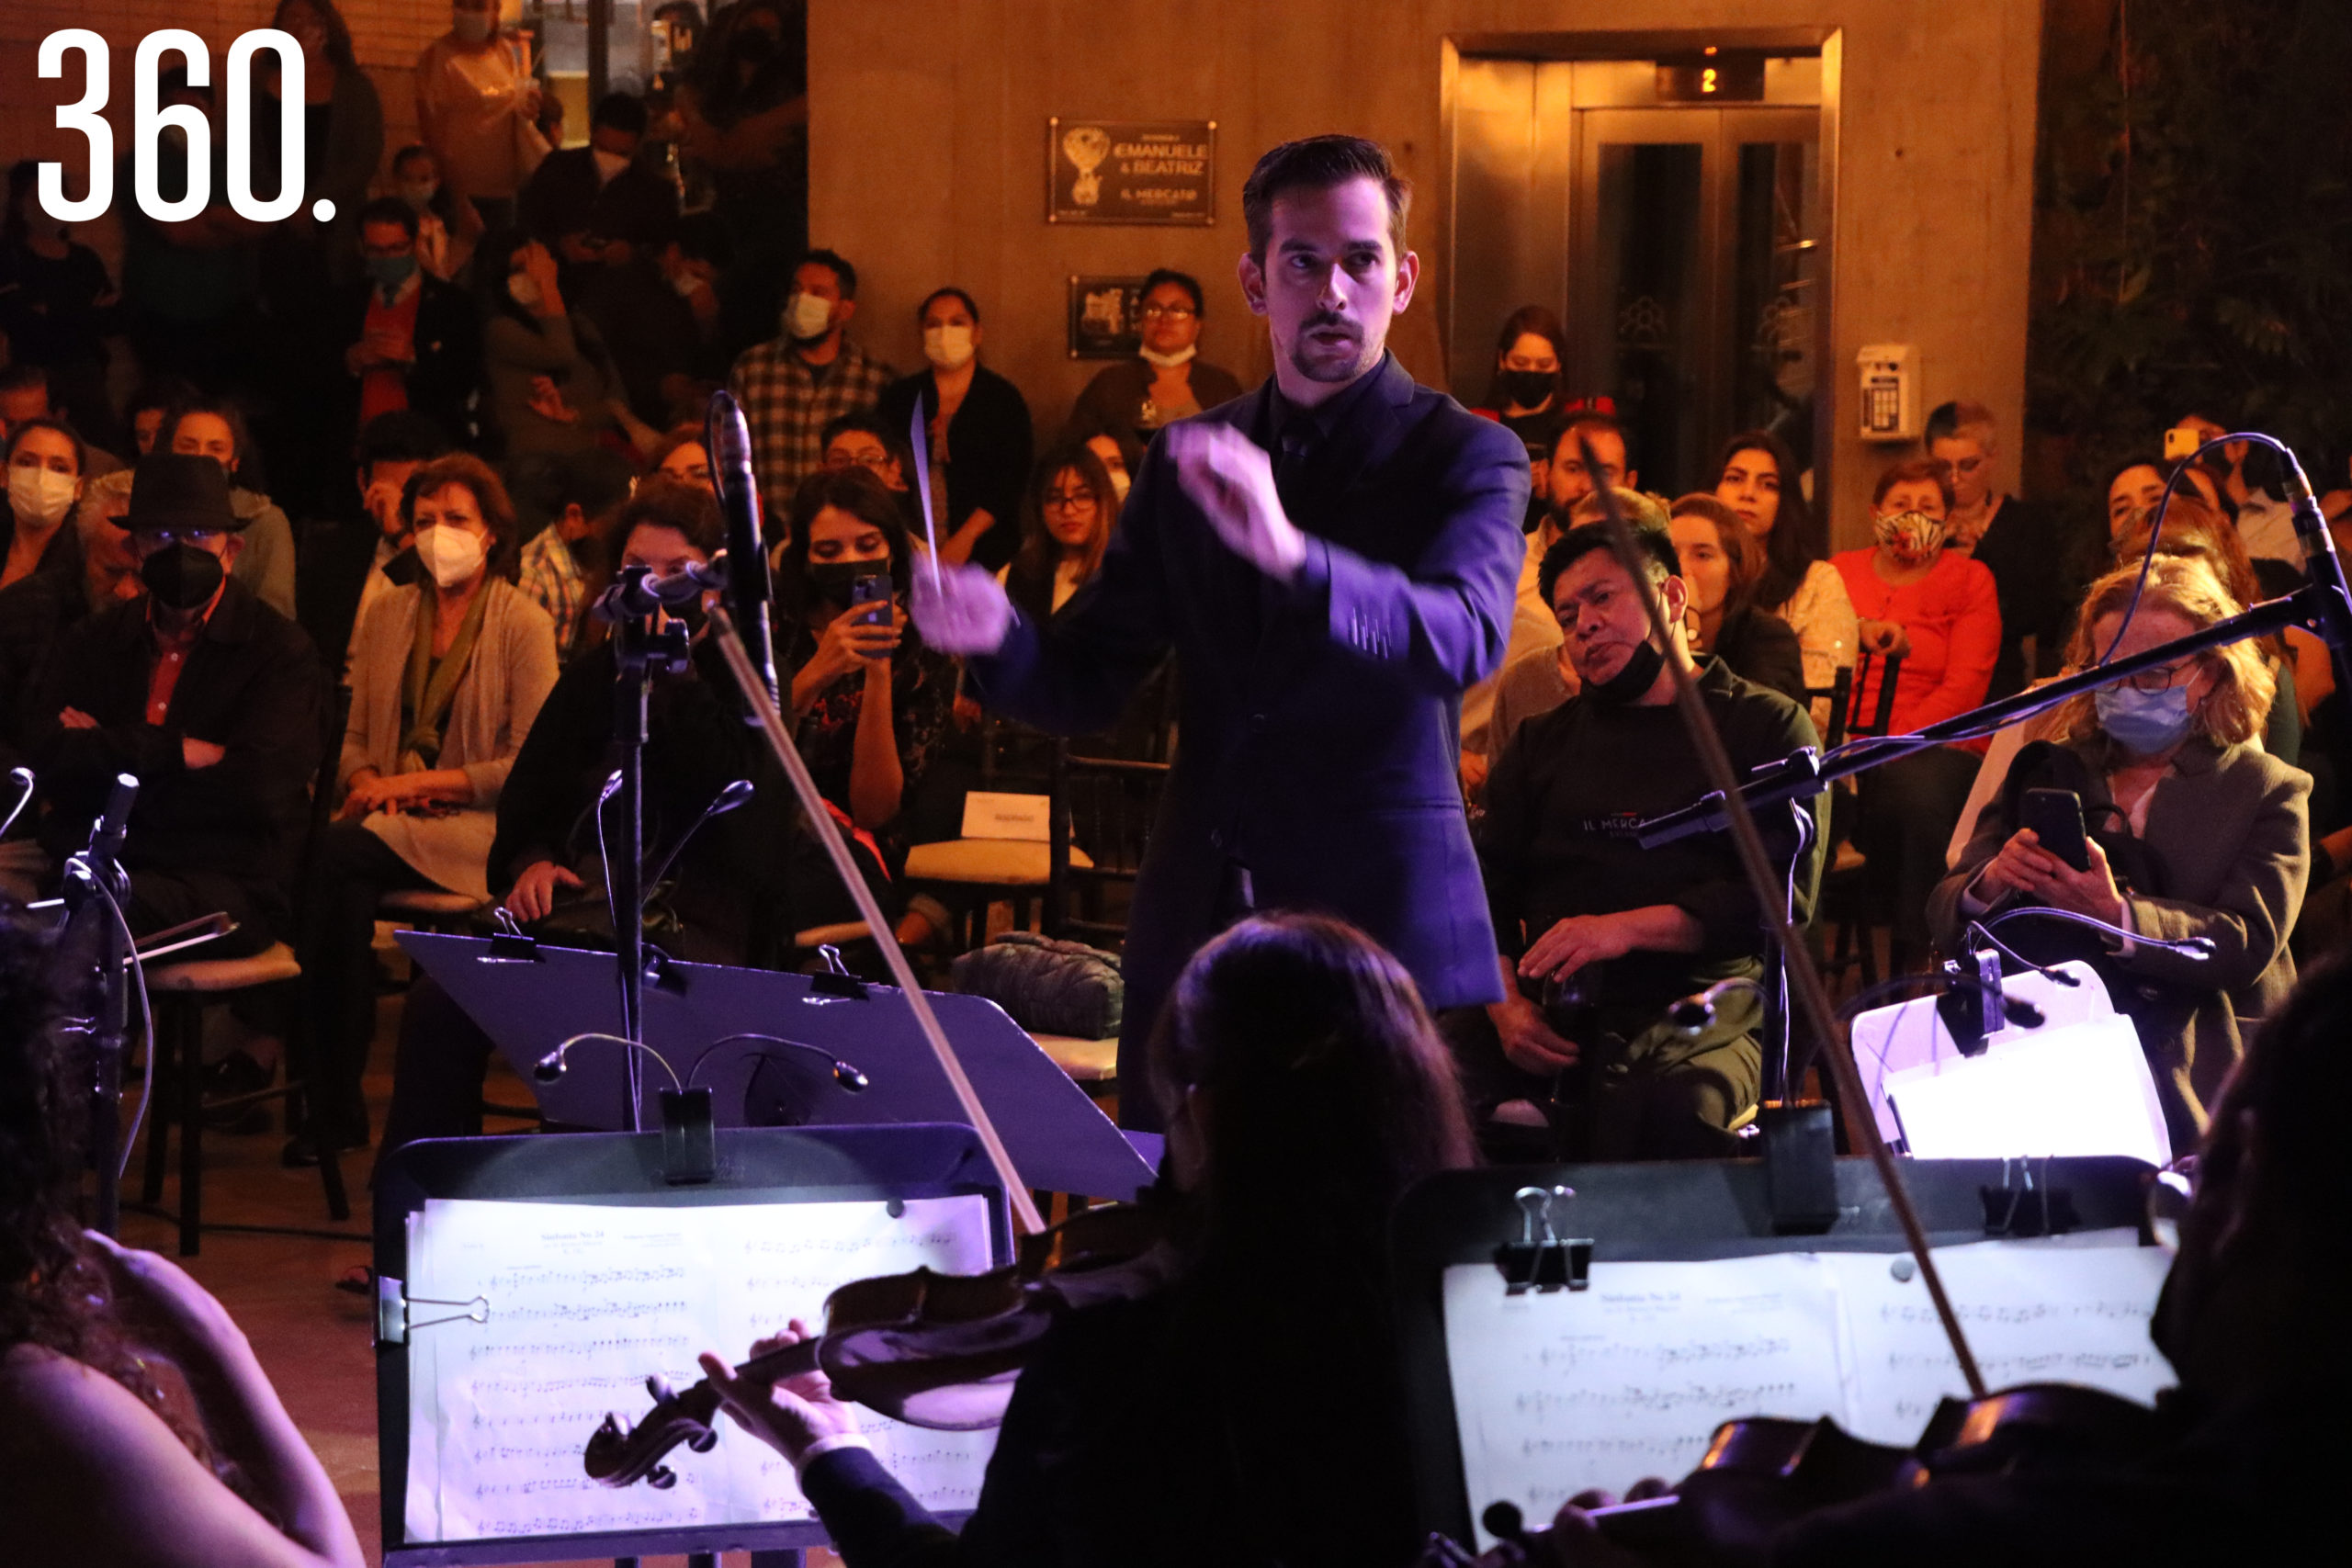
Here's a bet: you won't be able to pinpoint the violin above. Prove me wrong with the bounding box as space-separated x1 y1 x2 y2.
1465 1382 2161 1564
582 1200 1173 1489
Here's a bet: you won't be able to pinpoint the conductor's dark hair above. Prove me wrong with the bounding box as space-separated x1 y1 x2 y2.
1241 135 1409 263
1538 520 1680 606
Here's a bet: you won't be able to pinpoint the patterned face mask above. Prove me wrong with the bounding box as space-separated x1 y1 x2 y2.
1872 509 1948 562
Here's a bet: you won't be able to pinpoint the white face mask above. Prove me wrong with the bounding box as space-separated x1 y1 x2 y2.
507 272 543 310
399 179 439 211
782 290 833 343
1138 344 1196 369
922 323 977 371
416 524 487 589
591 147 630 183
8 466 78 527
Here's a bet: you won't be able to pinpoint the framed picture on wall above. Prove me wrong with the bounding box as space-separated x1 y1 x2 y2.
1047 119 1216 225
1068 276 1148 359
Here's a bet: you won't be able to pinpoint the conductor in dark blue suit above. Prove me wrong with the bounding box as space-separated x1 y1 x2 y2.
914 136 1529 1129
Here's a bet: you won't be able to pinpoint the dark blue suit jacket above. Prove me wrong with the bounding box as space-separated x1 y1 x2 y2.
970 353 1529 1126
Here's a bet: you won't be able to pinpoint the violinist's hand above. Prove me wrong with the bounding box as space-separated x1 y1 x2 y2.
698 1319 861 1469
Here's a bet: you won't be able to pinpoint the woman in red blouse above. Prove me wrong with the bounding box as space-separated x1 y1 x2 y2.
1833 457 2001 964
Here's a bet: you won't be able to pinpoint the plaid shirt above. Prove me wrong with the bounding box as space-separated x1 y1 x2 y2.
728 335 897 524
518 528 587 662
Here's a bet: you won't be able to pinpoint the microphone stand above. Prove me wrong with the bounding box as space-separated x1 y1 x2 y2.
61 773 139 1236
597 566 693 1132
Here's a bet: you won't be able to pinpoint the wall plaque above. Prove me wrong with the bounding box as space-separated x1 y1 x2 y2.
1047 118 1215 225
1067 275 1148 359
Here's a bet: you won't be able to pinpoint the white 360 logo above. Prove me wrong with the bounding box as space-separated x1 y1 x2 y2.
40 29 324 225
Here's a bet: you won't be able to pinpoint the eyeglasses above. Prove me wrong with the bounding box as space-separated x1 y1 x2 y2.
133 527 221 547
830 452 892 473
1139 304 1196 321
1043 490 1095 512
2119 660 2198 693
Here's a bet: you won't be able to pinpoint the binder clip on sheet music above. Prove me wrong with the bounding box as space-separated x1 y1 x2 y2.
1493 1186 1592 1294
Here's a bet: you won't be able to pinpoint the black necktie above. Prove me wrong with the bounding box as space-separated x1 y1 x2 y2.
1273 414 1319 520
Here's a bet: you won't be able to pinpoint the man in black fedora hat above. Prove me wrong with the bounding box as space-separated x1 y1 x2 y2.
28 452 322 956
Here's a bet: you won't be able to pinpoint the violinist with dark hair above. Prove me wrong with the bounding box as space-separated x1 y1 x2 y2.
1476 953 2352 1568
698 912 1480 1567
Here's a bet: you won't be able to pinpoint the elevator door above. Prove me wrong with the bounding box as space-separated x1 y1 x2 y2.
1571 108 1822 494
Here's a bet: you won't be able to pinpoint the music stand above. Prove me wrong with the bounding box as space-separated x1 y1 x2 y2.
1390 1156 2160 1547
401 931 1162 1201
375 1121 1012 1567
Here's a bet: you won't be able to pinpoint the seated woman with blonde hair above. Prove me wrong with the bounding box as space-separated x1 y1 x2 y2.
1931 555 2310 1146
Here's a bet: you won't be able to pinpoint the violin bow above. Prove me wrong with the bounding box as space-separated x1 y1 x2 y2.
1581 446 1986 1399
707 604 1046 1236
909 397 946 598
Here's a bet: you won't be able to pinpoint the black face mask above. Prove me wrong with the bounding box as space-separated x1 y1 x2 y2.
1499 369 1556 409
141 543 226 611
1587 637 1666 705
806 559 892 612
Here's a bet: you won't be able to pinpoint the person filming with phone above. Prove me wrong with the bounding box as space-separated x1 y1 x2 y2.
777 467 956 942
1931 555 2309 1147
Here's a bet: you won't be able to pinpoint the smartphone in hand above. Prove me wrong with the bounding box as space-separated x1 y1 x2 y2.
2019 786 2092 873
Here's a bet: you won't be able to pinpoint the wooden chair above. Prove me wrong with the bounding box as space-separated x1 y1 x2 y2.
138 685 352 1256
1046 741 1170 952
1821 649 1907 991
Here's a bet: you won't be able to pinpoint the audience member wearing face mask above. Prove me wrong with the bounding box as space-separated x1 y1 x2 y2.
518 90 681 295
0 466 141 806
876 287 1035 571
774 467 956 944
388 142 480 282
295 455 557 1164
727 250 897 525
1832 456 2002 966
337 197 481 452
413 0 544 231
480 231 658 460
1061 268 1245 454
377 480 792 1168
1 418 86 592
161 399 300 618
1936 555 2308 1148
27 454 322 960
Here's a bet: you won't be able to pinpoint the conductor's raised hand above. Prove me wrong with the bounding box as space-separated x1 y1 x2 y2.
698 1319 860 1468
910 562 1015 657
1166 423 1307 582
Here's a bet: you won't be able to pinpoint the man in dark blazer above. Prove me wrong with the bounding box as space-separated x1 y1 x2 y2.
916 136 1529 1128
335 197 481 448
28 455 322 956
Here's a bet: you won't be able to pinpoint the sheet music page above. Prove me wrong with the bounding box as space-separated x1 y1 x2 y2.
1822 1233 2175 1445
403 1195 995 1544
1442 1256 1849 1551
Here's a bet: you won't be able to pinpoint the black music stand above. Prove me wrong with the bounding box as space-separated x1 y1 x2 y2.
1390 1155 2159 1547
375 1121 1012 1568
400 931 1163 1201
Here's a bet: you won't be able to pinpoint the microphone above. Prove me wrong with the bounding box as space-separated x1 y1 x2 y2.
592 559 723 623
1984 904 2213 962
2278 437 2352 658
89 773 137 866
706 391 781 711
640 778 755 890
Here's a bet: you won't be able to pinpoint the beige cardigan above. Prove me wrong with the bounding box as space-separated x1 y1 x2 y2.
341 577 558 901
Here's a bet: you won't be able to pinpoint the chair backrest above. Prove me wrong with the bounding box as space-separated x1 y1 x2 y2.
1805 666 1855 750
1046 739 1170 948
1846 649 1906 739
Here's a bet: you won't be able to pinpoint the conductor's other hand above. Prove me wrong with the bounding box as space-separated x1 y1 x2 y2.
1167 423 1307 582
910 563 1015 657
